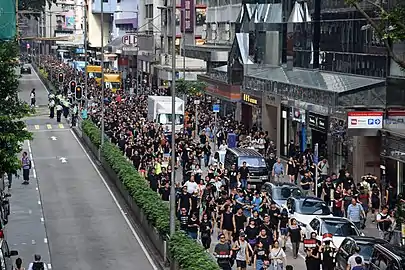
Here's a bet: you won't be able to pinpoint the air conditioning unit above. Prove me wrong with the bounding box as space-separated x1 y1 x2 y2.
202 24 207 30
224 23 230 31
212 32 217 41
211 23 217 31
202 30 207 39
223 31 230 41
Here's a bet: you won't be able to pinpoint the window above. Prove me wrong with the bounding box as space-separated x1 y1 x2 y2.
309 219 320 232
341 239 354 254
103 0 108 3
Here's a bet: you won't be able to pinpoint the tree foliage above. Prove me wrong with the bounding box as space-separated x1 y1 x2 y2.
347 0 405 69
176 79 207 96
0 40 32 175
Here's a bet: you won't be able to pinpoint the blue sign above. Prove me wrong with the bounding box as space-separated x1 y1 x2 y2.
368 119 374 125
75 48 85 54
213 104 220 113
375 119 381 125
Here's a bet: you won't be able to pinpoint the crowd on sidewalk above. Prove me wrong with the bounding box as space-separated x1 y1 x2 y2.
36 55 403 270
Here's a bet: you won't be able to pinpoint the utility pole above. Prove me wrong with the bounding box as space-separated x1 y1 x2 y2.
100 0 105 146
181 8 186 102
83 4 89 108
169 0 177 237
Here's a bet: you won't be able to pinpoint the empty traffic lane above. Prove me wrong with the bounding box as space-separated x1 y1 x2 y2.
29 129 157 270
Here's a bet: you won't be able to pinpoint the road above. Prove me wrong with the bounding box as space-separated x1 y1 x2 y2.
9 65 158 270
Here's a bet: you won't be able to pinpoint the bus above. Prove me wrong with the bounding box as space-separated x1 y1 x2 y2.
86 65 102 83
104 73 122 92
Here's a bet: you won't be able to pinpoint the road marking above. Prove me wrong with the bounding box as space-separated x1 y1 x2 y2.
47 264 52 269
35 125 40 130
28 209 32 214
50 136 57 141
70 129 159 270
46 124 52 130
37 200 41 205
41 217 44 223
27 140 37 178
58 124 64 129
36 187 38 191
32 240 36 245
44 238 48 244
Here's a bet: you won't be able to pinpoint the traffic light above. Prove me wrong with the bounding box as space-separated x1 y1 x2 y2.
75 85 82 99
58 72 64 83
69 81 76 93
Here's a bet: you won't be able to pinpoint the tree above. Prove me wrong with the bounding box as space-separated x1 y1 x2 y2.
0 40 32 176
347 0 405 69
176 79 207 96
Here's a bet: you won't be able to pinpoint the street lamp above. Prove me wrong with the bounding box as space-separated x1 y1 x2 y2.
194 98 200 140
100 0 105 147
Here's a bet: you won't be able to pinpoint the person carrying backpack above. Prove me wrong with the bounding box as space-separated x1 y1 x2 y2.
351 256 366 270
27 254 48 270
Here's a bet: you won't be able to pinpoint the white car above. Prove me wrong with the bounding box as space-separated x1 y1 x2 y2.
303 216 363 247
285 196 333 226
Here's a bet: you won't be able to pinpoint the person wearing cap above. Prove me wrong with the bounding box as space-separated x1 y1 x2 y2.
214 233 232 270
321 234 336 270
233 232 253 270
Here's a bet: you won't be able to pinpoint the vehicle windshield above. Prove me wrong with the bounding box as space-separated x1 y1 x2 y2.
356 243 374 261
321 221 358 237
238 157 266 167
273 187 302 200
88 72 102 79
110 82 121 89
158 114 184 125
297 200 331 215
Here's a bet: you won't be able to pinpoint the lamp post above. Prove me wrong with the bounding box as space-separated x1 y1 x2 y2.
100 0 105 146
194 98 200 140
169 0 177 237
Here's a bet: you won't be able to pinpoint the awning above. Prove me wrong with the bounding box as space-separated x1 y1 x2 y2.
114 18 137 28
244 65 386 107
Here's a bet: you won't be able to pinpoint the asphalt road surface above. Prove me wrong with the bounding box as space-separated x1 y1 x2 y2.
11 65 158 270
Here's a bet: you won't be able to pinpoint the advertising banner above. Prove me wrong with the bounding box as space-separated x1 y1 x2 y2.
347 111 383 129
196 7 206 26
181 0 194 33
0 0 16 40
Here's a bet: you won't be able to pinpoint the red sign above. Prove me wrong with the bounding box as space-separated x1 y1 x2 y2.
347 112 384 117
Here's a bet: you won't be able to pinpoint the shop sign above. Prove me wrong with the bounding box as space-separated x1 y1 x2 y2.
181 0 195 33
384 110 405 130
289 107 305 123
348 111 383 129
243 94 259 105
382 134 405 162
308 112 328 133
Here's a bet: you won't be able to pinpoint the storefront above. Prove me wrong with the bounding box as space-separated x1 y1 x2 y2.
197 73 241 119
241 93 262 129
381 131 405 194
307 112 329 159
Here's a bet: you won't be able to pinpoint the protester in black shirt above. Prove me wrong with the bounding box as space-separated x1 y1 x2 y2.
147 169 158 192
187 212 200 239
159 182 170 201
321 240 336 270
301 172 313 196
179 208 189 231
238 161 249 190
200 213 213 250
228 164 239 190
268 203 280 231
177 187 192 214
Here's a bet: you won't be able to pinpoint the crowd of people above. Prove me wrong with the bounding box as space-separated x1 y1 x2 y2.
37 55 401 270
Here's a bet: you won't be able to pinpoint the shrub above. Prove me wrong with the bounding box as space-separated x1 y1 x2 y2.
81 120 219 269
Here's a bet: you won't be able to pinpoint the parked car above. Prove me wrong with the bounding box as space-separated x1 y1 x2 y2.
335 236 388 270
261 182 302 208
285 196 332 226
20 66 31 74
0 239 18 270
303 216 363 247
369 243 405 270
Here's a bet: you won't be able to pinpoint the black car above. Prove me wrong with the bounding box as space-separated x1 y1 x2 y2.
335 236 388 270
20 66 31 74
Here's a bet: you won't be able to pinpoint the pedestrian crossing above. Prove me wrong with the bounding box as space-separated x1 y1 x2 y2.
27 123 68 131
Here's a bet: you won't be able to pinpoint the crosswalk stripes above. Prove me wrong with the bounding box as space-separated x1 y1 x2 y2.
28 124 66 131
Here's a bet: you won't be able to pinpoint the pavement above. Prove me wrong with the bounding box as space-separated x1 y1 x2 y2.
9 65 158 270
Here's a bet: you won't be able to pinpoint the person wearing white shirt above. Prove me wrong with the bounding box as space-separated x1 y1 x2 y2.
184 177 198 194
219 142 227 151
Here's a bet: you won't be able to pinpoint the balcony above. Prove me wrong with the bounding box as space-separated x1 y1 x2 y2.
92 0 116 14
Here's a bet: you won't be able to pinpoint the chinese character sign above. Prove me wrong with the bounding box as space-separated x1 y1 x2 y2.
181 0 194 33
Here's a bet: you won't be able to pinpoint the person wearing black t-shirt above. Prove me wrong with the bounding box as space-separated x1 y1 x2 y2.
253 240 268 270
177 187 192 214
279 209 289 250
179 208 189 231
228 164 239 190
301 172 313 196
321 241 336 270
147 169 158 192
187 212 200 239
233 208 247 241
159 182 170 201
238 161 250 190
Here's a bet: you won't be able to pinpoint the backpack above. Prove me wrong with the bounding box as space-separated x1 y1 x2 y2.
352 266 365 270
32 262 44 270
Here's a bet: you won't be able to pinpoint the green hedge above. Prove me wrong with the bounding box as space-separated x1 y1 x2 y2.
81 119 219 270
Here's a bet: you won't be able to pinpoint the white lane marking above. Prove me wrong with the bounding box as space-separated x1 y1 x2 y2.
70 130 159 270
36 187 38 191
27 140 37 178
41 217 44 223
47 263 52 269
31 65 50 94
28 209 32 214
32 240 36 245
44 238 48 244
38 200 41 205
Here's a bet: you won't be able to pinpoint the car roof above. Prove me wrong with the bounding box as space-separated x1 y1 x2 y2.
318 216 350 222
345 236 388 245
376 243 405 262
265 182 299 188
293 196 323 202
227 148 264 157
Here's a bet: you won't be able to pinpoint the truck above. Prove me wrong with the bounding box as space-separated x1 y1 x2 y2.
147 96 185 134
104 73 122 93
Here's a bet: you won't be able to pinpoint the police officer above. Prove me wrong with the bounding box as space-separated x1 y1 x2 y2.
71 103 78 127
62 99 70 119
56 102 63 122
49 98 55 119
